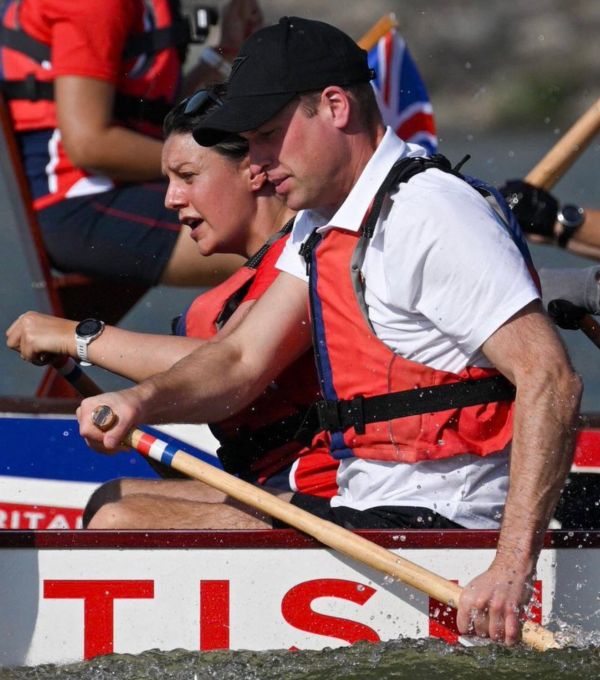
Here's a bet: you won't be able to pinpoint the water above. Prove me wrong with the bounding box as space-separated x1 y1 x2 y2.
1 640 600 680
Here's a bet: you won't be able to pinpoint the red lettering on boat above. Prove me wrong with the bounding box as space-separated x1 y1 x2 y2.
281 579 380 644
44 579 154 658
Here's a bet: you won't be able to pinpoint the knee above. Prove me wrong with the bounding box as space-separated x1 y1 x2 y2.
82 479 125 528
85 503 125 529
85 501 137 530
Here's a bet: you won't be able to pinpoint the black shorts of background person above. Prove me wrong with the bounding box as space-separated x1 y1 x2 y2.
39 180 179 285
272 494 464 530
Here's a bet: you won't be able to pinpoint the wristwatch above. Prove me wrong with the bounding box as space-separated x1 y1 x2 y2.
556 204 585 248
75 318 105 366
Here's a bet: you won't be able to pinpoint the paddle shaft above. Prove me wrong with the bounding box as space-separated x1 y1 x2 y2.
51 355 104 397
579 314 600 349
91 406 557 651
525 96 600 190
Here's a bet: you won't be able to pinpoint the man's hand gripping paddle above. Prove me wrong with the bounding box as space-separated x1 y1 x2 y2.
91 404 559 652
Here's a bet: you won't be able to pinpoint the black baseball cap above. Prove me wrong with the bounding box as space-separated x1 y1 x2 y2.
193 16 374 146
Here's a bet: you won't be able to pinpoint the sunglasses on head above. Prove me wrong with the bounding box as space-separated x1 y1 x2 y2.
182 88 223 116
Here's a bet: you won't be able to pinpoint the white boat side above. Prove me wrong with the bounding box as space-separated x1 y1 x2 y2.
0 529 597 667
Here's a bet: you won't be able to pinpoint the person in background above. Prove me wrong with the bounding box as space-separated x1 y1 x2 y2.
0 0 262 288
7 86 338 529
74 17 581 645
501 179 600 314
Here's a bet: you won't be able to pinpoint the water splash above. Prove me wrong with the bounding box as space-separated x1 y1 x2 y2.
2 640 600 680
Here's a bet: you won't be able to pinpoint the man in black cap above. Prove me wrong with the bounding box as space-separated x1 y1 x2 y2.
78 17 581 646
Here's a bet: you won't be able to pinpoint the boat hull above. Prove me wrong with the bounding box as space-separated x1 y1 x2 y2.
1 401 599 666
0 529 597 667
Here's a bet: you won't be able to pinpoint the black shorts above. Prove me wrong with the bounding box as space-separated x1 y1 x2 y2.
273 493 465 530
38 181 180 285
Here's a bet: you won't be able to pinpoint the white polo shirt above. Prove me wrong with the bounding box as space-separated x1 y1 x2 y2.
277 128 539 529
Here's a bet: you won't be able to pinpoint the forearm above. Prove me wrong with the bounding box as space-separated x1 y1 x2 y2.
76 273 312 449
55 76 164 181
78 339 272 450
85 328 203 382
6 312 202 383
128 338 271 425
566 209 600 257
494 366 581 572
71 125 164 181
457 354 581 643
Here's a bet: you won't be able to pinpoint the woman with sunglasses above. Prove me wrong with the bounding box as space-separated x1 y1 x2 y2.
7 86 338 530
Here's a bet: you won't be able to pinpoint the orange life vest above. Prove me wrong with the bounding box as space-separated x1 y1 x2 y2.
301 155 536 464
176 223 336 493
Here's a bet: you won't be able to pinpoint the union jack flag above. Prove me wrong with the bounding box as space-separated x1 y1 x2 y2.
368 29 437 154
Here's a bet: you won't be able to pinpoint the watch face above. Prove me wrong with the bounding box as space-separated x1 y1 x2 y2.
560 204 584 228
76 318 103 337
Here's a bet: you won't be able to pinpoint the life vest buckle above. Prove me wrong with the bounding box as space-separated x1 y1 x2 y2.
23 73 42 102
315 396 366 435
315 399 344 433
348 396 366 434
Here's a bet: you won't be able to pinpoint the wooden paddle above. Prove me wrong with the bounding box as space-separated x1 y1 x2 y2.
90 403 559 652
525 96 600 191
49 355 107 398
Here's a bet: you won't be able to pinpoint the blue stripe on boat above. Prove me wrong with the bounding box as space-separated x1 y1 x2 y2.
0 416 220 483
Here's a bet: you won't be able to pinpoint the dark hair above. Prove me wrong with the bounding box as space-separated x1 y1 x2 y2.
163 84 248 160
299 82 382 131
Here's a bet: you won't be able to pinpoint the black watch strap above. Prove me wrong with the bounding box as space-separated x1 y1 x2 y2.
557 204 585 248
557 224 580 249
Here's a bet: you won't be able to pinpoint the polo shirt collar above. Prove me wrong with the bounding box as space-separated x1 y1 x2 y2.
318 127 411 233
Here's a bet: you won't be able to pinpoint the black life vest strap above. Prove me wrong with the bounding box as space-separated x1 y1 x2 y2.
0 76 172 127
0 25 51 62
215 218 295 329
246 217 294 269
0 18 191 65
363 153 457 238
122 19 191 60
0 75 53 102
299 228 322 273
314 374 516 435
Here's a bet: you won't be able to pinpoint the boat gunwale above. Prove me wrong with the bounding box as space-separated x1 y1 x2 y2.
0 529 597 550
0 396 80 414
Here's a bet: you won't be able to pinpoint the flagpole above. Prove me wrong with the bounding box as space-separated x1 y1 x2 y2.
357 14 398 51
